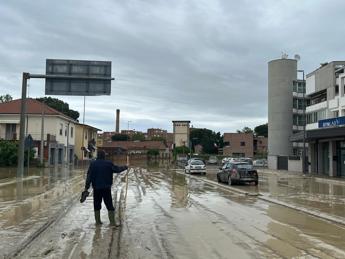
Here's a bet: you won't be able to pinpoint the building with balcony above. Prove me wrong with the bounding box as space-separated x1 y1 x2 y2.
292 61 345 177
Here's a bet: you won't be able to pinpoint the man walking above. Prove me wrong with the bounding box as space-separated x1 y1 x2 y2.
84 150 128 226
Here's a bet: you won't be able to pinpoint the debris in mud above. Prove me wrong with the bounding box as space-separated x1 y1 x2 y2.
42 247 54 256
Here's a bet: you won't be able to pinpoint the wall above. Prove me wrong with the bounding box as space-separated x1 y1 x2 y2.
223 133 254 157
288 159 302 172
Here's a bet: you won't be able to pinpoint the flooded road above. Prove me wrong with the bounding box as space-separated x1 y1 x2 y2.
13 167 345 259
204 166 345 222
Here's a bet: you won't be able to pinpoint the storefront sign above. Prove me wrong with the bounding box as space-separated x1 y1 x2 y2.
318 116 345 128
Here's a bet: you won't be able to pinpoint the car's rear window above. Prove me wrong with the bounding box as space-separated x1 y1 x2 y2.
192 160 204 165
235 163 252 169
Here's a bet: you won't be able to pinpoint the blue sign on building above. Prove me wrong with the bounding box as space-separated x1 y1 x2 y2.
318 116 345 128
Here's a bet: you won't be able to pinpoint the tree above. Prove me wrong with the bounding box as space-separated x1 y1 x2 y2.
36 97 79 121
132 132 145 141
190 128 223 154
237 127 253 134
254 123 268 137
147 149 159 158
111 134 130 141
0 94 13 103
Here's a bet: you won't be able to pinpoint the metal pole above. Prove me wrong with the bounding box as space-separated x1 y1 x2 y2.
40 100 45 165
302 70 307 174
66 122 70 165
82 96 86 163
17 72 29 178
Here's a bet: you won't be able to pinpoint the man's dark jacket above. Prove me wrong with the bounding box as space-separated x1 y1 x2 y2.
85 159 127 190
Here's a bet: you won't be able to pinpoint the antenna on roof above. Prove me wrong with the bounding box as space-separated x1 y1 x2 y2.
281 52 288 59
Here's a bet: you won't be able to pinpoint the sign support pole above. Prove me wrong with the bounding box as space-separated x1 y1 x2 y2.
17 72 29 178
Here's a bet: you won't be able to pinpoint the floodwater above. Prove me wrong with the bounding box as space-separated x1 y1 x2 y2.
205 166 345 220
0 166 86 257
7 166 345 259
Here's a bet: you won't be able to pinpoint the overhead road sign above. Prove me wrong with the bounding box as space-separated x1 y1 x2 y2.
44 59 113 96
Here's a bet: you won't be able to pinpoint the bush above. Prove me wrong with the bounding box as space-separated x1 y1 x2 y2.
0 140 18 166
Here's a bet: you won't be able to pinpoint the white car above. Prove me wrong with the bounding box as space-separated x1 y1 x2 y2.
185 160 206 175
253 159 267 167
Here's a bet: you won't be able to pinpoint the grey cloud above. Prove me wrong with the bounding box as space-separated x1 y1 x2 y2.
0 0 344 133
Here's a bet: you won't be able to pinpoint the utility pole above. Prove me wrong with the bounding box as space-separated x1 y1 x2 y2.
17 73 29 178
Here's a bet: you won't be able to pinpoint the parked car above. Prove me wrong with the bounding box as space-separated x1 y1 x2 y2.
187 157 204 165
207 156 218 165
185 160 206 175
217 162 258 185
253 159 267 167
222 157 230 164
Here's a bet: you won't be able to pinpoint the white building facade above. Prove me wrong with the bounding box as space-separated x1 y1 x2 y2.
303 61 345 177
0 99 76 165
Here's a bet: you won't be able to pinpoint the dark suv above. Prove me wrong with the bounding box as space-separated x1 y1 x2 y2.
217 162 258 186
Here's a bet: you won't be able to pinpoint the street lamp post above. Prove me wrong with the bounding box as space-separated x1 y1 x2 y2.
297 69 307 174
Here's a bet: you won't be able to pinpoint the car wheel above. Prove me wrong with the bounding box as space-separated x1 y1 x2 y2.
254 180 258 186
228 176 233 186
217 174 221 183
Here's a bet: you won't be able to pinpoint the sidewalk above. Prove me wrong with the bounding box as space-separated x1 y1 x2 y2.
256 168 345 224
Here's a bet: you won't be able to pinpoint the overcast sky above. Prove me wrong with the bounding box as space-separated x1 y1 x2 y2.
0 0 344 133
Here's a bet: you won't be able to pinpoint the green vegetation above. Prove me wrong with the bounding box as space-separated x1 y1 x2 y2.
237 123 268 137
190 128 223 154
147 149 159 158
0 140 34 166
237 127 253 134
132 132 145 141
254 123 268 137
36 97 80 121
111 134 130 141
0 140 18 166
0 94 13 103
173 146 190 157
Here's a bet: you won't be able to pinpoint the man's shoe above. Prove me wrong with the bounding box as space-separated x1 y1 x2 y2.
108 210 116 226
94 210 103 225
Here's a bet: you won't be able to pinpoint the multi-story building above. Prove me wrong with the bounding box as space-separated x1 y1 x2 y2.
0 98 76 165
172 121 190 148
295 61 345 177
147 128 167 140
74 123 100 161
223 133 254 157
268 57 308 170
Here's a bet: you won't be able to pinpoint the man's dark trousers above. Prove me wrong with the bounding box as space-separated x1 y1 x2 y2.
93 188 114 211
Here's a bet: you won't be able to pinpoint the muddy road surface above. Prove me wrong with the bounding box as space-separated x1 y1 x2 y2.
16 168 345 259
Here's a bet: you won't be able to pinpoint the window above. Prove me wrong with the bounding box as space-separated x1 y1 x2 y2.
224 141 230 146
333 111 339 118
71 127 74 138
335 85 339 96
65 125 67 136
240 141 245 146
59 123 63 135
306 109 327 124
